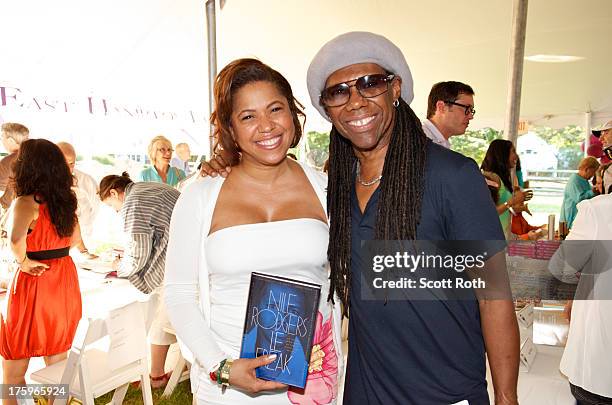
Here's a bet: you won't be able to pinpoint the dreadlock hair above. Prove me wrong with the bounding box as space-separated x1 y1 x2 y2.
327 98 428 314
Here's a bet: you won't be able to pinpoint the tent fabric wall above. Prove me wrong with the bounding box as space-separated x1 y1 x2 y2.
1 0 611 146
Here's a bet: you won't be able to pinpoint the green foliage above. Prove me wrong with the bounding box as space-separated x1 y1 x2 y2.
291 131 330 168
449 125 585 169
449 128 502 163
532 125 584 170
92 155 114 165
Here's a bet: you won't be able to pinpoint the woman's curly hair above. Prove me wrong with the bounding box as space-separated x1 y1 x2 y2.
12 139 78 237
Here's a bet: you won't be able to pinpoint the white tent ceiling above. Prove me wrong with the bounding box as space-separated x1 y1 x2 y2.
1 0 611 153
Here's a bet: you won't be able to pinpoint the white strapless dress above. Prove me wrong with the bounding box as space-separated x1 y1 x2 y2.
196 218 340 405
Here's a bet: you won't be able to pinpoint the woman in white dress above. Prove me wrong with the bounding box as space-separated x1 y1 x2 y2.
164 59 343 405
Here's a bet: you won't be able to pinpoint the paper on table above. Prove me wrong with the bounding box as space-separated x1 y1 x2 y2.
105 302 147 371
80 259 113 274
533 305 569 346
519 336 537 372
516 303 534 328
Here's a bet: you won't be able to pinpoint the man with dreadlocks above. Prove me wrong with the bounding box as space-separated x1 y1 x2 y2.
306 32 519 404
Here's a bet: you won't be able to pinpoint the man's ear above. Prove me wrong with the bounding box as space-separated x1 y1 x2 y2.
391 76 402 101
435 100 447 114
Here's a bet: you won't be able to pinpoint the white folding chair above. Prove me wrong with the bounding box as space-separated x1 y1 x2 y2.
30 301 153 405
161 327 191 398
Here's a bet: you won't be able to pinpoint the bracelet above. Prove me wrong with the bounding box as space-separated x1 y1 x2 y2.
220 358 233 387
209 359 226 384
16 254 27 265
217 359 226 385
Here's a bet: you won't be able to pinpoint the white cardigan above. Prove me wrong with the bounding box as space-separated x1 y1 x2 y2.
164 162 344 394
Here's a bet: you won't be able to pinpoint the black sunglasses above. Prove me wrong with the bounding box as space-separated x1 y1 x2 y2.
445 100 476 116
320 74 395 107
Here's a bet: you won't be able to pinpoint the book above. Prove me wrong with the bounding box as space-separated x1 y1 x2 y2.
240 272 321 388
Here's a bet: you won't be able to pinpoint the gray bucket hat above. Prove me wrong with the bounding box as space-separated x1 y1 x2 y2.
307 31 413 121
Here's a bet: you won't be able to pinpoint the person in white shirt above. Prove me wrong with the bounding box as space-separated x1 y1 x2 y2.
57 142 99 257
170 142 192 176
422 81 475 149
552 194 612 404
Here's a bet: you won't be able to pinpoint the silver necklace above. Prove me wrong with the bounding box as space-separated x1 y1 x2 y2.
356 161 383 186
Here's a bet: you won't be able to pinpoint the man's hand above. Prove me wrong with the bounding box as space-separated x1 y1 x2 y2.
199 153 233 178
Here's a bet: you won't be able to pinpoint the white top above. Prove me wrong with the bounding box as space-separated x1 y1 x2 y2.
164 162 343 404
558 194 612 398
422 118 451 149
73 168 99 240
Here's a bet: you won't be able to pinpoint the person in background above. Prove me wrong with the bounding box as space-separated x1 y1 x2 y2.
170 142 192 176
99 172 179 388
422 81 475 149
550 192 612 404
483 171 544 240
515 157 525 188
0 139 82 404
594 162 611 195
560 156 599 229
139 135 185 187
0 123 29 211
592 120 612 194
57 142 99 259
481 139 526 237
165 58 342 404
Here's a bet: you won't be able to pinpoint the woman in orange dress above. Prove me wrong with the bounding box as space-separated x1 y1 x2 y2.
0 139 82 402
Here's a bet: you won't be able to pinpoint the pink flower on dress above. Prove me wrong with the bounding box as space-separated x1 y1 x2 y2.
288 312 338 405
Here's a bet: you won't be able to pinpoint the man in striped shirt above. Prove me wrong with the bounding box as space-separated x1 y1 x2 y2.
99 172 180 388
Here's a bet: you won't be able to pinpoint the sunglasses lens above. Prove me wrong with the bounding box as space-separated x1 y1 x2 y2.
356 75 390 98
321 84 350 107
320 74 392 107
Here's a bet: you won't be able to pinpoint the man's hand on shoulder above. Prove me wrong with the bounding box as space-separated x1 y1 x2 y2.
199 150 235 178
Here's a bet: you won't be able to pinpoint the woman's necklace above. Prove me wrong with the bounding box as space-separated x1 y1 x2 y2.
356 160 383 187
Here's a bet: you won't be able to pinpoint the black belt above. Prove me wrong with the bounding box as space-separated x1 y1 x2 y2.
26 247 70 260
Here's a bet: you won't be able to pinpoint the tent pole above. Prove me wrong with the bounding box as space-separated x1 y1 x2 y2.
584 110 592 157
503 0 528 146
206 0 217 157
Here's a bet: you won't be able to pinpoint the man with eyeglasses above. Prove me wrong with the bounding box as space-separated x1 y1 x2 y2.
422 81 476 149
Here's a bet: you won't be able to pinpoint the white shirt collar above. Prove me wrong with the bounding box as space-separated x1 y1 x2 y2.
422 119 451 149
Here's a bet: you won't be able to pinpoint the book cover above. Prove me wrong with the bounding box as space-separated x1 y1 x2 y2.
240 272 321 388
